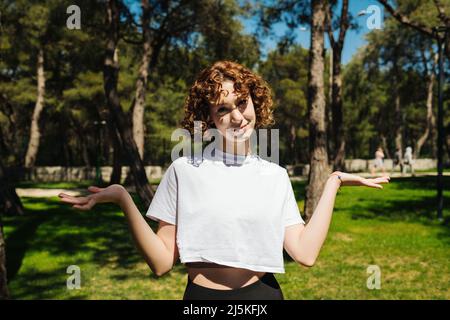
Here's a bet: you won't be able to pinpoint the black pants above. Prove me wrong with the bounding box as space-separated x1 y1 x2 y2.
183 272 284 300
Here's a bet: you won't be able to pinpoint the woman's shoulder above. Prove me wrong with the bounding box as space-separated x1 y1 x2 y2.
256 157 289 176
166 155 193 170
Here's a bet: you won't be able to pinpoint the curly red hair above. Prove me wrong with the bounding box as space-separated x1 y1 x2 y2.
181 60 275 135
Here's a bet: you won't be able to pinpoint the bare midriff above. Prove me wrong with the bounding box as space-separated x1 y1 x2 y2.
185 262 266 290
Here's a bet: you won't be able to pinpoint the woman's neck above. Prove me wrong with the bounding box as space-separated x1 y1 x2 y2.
218 139 251 156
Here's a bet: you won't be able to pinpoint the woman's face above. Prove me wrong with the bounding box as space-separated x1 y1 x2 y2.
208 80 256 144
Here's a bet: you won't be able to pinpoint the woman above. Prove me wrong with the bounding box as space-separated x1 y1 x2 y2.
402 146 415 175
58 60 390 300
371 147 386 176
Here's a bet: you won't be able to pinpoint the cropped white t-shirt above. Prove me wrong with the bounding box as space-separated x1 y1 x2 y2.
145 148 305 273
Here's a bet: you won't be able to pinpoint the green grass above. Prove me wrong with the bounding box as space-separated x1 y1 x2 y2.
411 168 450 173
4 176 450 299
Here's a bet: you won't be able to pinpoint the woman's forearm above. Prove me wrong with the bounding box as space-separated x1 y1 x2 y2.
118 191 172 276
297 175 341 265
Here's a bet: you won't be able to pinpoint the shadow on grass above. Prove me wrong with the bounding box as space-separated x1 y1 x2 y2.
9 268 88 300
388 175 449 190
292 176 449 221
5 213 50 282
291 176 450 246
4 196 160 296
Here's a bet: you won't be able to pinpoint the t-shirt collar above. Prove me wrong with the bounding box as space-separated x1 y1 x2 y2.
212 147 255 166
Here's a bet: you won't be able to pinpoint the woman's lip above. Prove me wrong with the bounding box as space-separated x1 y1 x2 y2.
239 122 250 129
228 122 250 135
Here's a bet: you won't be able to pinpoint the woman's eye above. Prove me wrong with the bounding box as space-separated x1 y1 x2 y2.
217 107 227 114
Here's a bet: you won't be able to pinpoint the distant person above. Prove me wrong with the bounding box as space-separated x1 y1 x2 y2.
392 147 404 175
371 147 386 176
403 146 415 175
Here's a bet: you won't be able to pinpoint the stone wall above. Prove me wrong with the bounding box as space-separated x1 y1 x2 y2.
286 158 438 176
10 166 163 182
7 158 439 181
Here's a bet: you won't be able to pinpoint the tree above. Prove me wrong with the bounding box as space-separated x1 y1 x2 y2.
364 20 415 161
342 50 384 159
415 47 439 158
104 0 154 207
0 156 24 299
129 0 261 161
0 218 7 299
15 2 61 168
259 44 309 165
304 0 329 221
325 0 352 171
377 0 450 58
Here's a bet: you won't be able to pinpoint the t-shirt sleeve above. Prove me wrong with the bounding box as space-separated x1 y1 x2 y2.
282 170 305 227
145 162 178 225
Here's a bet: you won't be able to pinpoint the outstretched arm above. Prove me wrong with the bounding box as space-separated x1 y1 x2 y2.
284 172 390 267
58 185 173 276
118 189 175 276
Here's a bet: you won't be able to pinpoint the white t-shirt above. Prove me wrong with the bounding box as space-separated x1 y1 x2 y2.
145 148 305 273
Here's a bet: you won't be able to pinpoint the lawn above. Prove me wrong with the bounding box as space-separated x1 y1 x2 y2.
4 176 450 299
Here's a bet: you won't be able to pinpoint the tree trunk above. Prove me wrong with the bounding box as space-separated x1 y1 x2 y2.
304 0 329 222
24 47 45 168
124 0 152 184
327 0 349 172
132 0 152 160
415 63 437 159
81 138 91 167
0 157 25 299
71 115 91 167
394 93 403 155
445 127 450 161
0 218 8 299
110 126 123 185
104 0 154 207
393 62 403 158
0 159 24 216
325 81 333 163
380 134 391 159
290 124 297 165
331 50 345 171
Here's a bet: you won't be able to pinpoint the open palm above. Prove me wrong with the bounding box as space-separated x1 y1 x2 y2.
58 184 126 210
332 172 391 189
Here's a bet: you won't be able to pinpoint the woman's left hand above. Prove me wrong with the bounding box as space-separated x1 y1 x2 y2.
330 171 390 189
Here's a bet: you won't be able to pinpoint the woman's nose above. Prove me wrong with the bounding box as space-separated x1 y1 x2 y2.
230 107 244 124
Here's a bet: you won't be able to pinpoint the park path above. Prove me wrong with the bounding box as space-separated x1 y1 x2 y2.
15 188 85 198
15 186 143 198
15 172 449 197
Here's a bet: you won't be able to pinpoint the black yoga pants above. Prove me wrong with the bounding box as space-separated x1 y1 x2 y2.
183 272 284 300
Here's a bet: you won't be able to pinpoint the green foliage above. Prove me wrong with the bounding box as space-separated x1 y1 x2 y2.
259 44 309 164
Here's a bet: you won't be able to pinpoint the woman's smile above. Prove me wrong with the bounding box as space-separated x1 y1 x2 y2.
230 122 250 136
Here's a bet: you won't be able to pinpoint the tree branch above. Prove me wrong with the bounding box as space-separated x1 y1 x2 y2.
433 0 450 27
325 1 335 49
337 0 349 46
122 37 144 45
377 0 435 39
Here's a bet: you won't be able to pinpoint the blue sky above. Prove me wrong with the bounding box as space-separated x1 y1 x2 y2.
240 0 384 64
127 0 384 65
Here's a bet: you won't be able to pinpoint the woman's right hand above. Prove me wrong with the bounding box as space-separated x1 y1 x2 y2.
58 184 127 210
